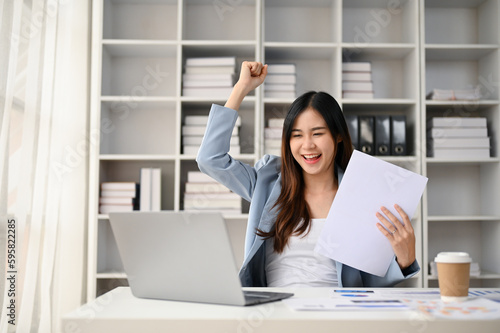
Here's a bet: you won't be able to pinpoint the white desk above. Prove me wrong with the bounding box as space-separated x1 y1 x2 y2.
62 287 500 333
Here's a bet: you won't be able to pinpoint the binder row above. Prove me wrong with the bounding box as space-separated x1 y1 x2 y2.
345 115 407 156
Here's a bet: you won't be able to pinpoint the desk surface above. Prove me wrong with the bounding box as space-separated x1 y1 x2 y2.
62 287 500 333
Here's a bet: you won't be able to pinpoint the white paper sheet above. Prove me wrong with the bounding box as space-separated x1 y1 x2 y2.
283 297 410 311
315 150 428 277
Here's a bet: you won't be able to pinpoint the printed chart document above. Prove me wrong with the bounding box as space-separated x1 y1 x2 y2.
315 150 428 277
284 289 500 319
283 297 410 311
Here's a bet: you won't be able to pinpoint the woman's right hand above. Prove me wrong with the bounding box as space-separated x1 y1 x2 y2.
225 61 267 110
236 61 268 95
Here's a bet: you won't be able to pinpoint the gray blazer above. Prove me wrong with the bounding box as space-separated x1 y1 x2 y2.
196 104 420 287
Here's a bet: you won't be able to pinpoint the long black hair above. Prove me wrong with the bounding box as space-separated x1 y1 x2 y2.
257 91 354 253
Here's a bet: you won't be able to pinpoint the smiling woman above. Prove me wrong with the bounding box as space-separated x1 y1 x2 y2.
196 61 420 288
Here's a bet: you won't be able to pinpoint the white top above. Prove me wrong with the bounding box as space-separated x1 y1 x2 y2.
265 219 338 288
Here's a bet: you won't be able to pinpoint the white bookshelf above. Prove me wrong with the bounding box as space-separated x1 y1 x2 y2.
88 0 500 299
420 0 500 287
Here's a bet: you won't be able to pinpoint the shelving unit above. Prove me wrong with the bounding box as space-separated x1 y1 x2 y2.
420 0 500 287
88 0 500 299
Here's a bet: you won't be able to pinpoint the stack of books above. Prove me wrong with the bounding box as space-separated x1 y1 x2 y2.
184 171 241 215
264 118 284 156
427 88 481 101
99 182 139 214
264 64 296 99
182 115 241 156
342 62 374 99
140 168 161 211
429 117 490 159
430 261 481 277
183 57 236 98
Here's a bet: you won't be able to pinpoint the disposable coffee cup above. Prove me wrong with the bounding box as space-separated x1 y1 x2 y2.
434 252 471 302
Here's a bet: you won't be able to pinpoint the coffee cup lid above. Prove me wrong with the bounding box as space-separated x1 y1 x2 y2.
434 252 471 263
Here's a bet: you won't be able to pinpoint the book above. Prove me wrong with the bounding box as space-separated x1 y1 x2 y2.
391 115 406 156
182 136 203 145
265 74 296 84
101 182 136 191
184 193 242 210
264 148 281 156
431 117 487 128
268 118 285 128
99 182 140 213
342 62 371 72
140 167 161 211
184 192 241 200
182 87 234 98
183 135 239 146
342 72 372 81
342 81 374 92
375 115 390 156
266 64 296 74
342 91 374 99
264 128 282 139
265 91 296 99
184 66 235 75
185 56 236 67
140 168 151 211
431 137 490 149
101 190 137 198
265 139 282 149
183 208 242 215
99 197 135 205
185 182 231 194
151 168 161 211
99 205 134 214
183 80 234 88
433 148 490 159
426 88 482 101
187 171 216 183
454 88 482 100
182 73 234 82
183 145 240 156
182 125 239 136
263 84 296 92
431 127 488 138
184 115 241 127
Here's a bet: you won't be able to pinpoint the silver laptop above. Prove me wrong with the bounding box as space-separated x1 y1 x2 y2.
108 211 293 306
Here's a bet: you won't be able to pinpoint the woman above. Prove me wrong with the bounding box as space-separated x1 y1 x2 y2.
196 61 419 287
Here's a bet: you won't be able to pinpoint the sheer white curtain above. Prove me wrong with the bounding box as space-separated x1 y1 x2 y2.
0 1 90 332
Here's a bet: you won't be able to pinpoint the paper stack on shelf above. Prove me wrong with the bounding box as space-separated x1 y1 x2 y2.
184 171 241 215
429 117 490 159
264 118 284 156
183 57 236 98
99 182 139 214
342 62 374 99
140 168 161 211
182 115 241 156
430 261 481 277
264 64 296 99
426 87 481 101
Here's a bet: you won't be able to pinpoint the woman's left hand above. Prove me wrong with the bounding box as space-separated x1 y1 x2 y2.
375 204 415 270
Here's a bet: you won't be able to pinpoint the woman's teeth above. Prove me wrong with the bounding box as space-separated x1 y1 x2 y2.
303 154 320 160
